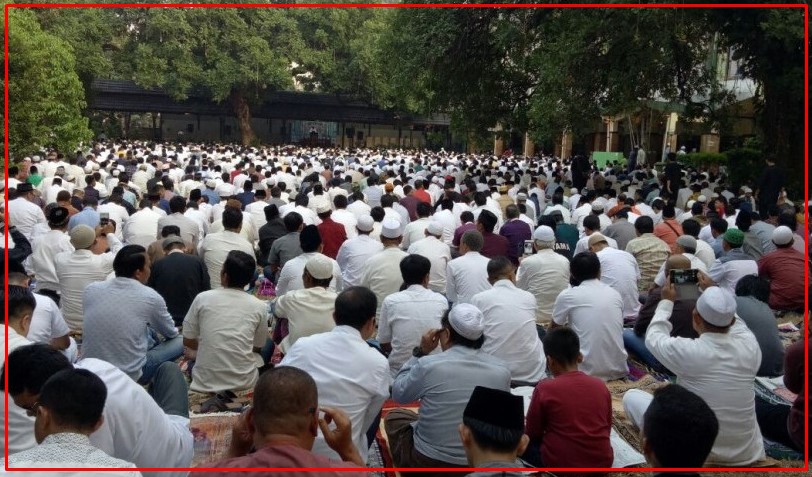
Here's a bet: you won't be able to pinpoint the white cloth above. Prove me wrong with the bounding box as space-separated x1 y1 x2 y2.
97 202 130 239
275 286 337 353
26 293 70 345
516 249 570 324
336 235 384 288
1 329 36 455
331 208 359 239
644 300 766 465
694 239 717 269
8 197 47 240
652 253 709 287
30 229 74 292
280 326 390 463
401 217 430 250
55 236 123 332
245 200 269 230
346 199 371 220
471 280 546 382
276 252 342 296
183 208 209 239
574 234 618 255
123 208 162 248
6 433 141 476
431 209 457 245
199 230 255 289
183 288 268 394
360 247 409 317
76 358 194 477
707 258 758 294
377 285 449 377
552 279 628 381
445 252 491 305
407 236 452 293
595 247 641 321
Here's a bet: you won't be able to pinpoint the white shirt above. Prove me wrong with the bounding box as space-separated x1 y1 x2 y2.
552 279 629 381
645 300 766 465
30 229 74 292
75 358 193 477
275 286 337 353
595 247 641 321
377 285 449 377
543 204 571 223
516 249 570 324
407 236 452 293
281 326 390 463
331 208 359 239
55 236 123 332
401 218 430 250
707 257 758 295
1 329 36 455
336 235 383 288
346 199 371 220
183 288 268 394
8 197 47 240
276 252 343 296
27 293 70 345
694 239 717 269
653 253 709 287
123 208 162 248
97 202 130 239
431 209 457 245
445 251 491 305
361 247 409 317
199 230 255 289
183 208 209 239
6 433 141 476
245 200 269 230
471 280 546 382
574 234 618 256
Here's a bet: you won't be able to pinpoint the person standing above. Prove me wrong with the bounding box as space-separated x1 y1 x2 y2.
755 155 784 218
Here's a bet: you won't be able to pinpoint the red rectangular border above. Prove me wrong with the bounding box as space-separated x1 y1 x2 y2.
4 2 808 473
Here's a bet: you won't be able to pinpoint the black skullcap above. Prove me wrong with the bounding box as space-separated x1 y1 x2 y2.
463 386 524 431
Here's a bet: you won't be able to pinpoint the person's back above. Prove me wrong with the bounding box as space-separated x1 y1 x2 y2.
446 231 492 305
360 219 409 317
200 208 255 288
148 238 210 326
734 276 784 377
603 214 637 251
516 227 570 325
406 226 452 293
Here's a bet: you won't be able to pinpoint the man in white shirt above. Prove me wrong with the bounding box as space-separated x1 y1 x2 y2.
431 199 458 245
245 189 270 229
276 225 342 296
157 196 201 249
281 286 390 463
7 272 74 361
543 192 572 223
445 230 491 305
124 200 164 248
336 215 384 288
97 194 130 240
622 286 765 466
651 235 709 288
699 228 758 295
331 194 359 240
407 221 452 294
551 252 629 381
29 207 74 305
55 223 123 333
8 182 47 241
346 191 372 219
401 202 432 250
516 225 571 330
588 233 641 322
681 218 717 269
377 254 449 378
471 257 546 384
199 207 255 288
361 218 409 318
183 250 268 394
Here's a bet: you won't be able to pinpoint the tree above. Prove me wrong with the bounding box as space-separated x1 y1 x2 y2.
5 7 91 157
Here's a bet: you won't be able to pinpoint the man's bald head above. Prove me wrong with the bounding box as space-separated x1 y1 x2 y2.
252 366 318 436
665 255 691 274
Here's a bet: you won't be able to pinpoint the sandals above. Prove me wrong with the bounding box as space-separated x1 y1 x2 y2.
195 390 244 413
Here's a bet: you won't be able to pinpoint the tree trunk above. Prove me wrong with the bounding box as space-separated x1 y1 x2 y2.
230 90 256 146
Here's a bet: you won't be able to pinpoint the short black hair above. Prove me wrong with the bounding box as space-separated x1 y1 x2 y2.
681 219 700 238
6 285 36 323
709 217 728 234
643 384 719 468
463 417 524 453
161 225 181 238
634 216 654 234
570 252 601 285
400 254 431 287
113 245 147 278
39 368 107 432
441 311 484 349
333 194 348 209
299 225 322 253
222 206 244 230
264 204 280 222
381 194 395 208
542 327 580 365
3 343 72 395
735 211 752 232
735 275 771 304
486 256 513 280
334 287 376 330
222 250 256 288
459 210 474 223
283 212 303 232
169 195 186 214
370 206 385 222
417 202 433 219
477 210 497 233
583 214 600 232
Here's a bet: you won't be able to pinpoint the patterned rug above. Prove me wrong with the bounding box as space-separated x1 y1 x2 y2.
190 412 240 467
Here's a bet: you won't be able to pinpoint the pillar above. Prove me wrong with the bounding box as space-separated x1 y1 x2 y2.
523 132 535 157
493 123 505 156
561 130 573 159
606 119 620 152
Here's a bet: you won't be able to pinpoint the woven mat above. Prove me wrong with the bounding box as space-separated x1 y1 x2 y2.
190 412 240 466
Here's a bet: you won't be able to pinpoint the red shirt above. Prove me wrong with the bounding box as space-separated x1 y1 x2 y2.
480 231 510 259
414 189 432 204
653 219 683 253
757 247 806 310
526 370 613 468
198 443 365 477
317 217 348 259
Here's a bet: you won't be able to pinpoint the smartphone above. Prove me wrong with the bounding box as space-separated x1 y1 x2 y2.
99 212 110 226
523 240 534 256
670 269 700 300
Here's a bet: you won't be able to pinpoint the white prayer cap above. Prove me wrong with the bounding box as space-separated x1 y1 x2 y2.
357 215 374 232
305 254 334 280
696 287 736 327
449 304 485 340
533 225 555 242
516 192 528 201
426 221 444 237
697 195 707 202
205 179 216 188
686 200 696 209
741 186 752 193
772 226 794 246
570 187 579 195
381 218 403 239
316 202 331 214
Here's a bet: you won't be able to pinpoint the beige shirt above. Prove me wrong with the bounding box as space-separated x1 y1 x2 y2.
199 230 255 289
516 249 571 324
625 233 670 292
360 247 409 318
275 287 337 354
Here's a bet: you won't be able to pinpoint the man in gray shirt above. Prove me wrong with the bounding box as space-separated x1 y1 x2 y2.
267 211 304 280
603 208 638 251
734 275 784 377
385 304 511 470
81 244 183 384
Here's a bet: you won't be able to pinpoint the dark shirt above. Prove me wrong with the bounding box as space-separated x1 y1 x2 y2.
147 251 211 326
734 296 784 377
196 443 365 477
452 222 478 248
480 231 510 259
499 219 532 266
784 340 806 450
555 223 579 253
83 186 100 202
317 217 348 260
633 287 698 339
258 218 287 266
664 161 682 195
757 247 805 311
235 191 254 210
400 196 420 221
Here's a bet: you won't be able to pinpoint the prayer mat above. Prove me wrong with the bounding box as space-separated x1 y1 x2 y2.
190 412 240 466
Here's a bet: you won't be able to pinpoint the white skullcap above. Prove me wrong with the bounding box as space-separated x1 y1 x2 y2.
426 221 444 237
696 287 736 327
357 215 374 232
686 200 696 209
772 226 794 246
741 186 752 193
205 179 216 188
697 195 707 202
448 303 485 340
305 254 334 280
111 169 120 177
533 225 555 242
570 187 579 195
381 218 403 239
316 202 331 214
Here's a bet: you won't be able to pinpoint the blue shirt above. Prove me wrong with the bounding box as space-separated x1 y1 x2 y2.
202 189 220 206
67 207 100 231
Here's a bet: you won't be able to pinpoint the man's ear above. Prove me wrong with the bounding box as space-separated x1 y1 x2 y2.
458 423 471 447
91 414 105 433
515 434 530 457
576 352 584 365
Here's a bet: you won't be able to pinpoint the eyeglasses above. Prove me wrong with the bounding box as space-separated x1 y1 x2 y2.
21 401 40 417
